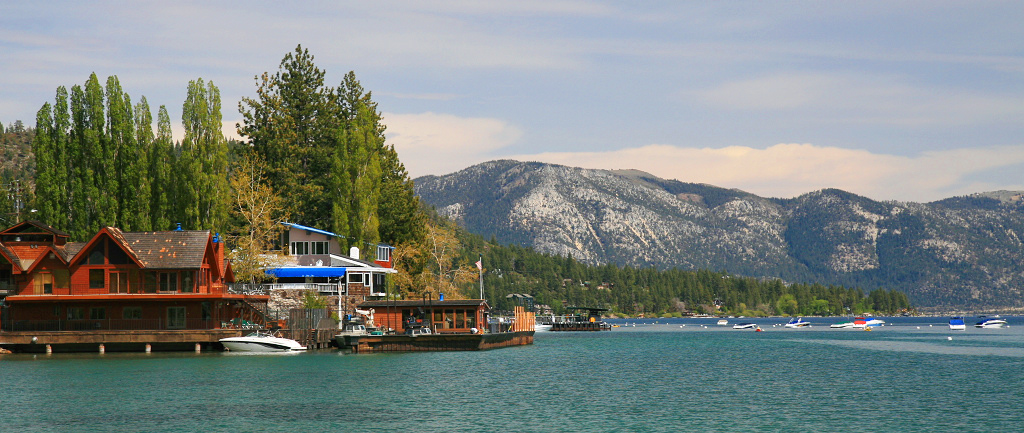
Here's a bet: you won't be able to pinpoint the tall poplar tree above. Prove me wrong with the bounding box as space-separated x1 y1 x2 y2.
149 106 175 230
131 96 154 230
179 78 229 231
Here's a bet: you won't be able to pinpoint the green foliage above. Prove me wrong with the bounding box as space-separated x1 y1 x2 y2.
302 290 329 309
447 219 913 316
239 45 422 248
30 73 231 238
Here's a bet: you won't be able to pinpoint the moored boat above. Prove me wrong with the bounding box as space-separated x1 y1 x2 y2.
784 317 811 328
853 317 885 329
732 322 757 330
717 319 729 326
220 331 307 352
948 317 966 331
975 318 1007 329
830 321 855 329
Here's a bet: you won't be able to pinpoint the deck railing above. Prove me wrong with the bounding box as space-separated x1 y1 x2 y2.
4 318 219 332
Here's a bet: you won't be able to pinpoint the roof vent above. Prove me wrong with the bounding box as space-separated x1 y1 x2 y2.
349 246 360 260
175 223 182 231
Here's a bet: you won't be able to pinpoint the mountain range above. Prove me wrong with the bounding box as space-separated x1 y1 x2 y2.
414 160 1024 312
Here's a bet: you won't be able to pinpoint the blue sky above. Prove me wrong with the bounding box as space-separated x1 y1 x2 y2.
3 1 1023 202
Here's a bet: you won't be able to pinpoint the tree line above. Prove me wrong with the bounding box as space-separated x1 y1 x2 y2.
20 45 913 315
456 225 912 317
31 74 227 239
28 46 423 254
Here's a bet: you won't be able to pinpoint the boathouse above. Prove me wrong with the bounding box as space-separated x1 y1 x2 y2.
0 221 268 351
357 299 490 334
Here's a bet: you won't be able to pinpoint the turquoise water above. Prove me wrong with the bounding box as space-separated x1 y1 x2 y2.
3 316 1023 432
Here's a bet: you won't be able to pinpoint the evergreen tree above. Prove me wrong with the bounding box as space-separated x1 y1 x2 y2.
180 78 229 231
150 106 175 230
131 96 154 230
31 103 56 223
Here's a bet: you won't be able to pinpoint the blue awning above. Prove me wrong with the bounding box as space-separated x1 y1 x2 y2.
266 267 347 278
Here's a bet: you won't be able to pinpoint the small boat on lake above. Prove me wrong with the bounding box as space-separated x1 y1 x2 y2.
220 331 307 352
948 317 966 331
853 317 885 329
830 321 855 329
784 317 811 328
975 318 1007 329
717 319 729 326
732 322 757 330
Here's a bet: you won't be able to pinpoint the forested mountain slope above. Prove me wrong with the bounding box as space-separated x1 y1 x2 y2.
416 160 1024 311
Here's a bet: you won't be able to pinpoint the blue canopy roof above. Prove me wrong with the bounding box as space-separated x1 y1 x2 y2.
280 222 340 238
266 267 347 278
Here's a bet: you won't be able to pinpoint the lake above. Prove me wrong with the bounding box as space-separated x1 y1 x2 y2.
3 316 1022 432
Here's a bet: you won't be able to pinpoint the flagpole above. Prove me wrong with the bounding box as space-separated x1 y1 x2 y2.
478 253 484 300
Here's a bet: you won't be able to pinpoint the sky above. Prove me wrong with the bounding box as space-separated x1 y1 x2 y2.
3 1 1023 202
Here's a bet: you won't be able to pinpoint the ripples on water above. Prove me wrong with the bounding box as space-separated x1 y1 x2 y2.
3 317 1023 432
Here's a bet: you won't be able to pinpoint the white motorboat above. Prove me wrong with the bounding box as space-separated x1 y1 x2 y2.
830 321 855 329
717 319 729 326
535 323 553 332
948 317 966 331
784 317 811 328
853 317 885 329
220 331 307 352
975 318 1008 329
732 322 758 330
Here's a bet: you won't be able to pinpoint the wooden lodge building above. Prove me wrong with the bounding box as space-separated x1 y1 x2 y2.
357 299 490 334
0 221 268 352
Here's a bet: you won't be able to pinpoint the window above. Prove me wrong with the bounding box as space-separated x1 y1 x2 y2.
377 245 391 262
167 306 186 329
347 273 364 285
290 241 329 255
110 272 128 294
123 307 142 320
201 302 211 320
160 272 178 292
144 272 157 293
67 307 83 320
108 241 131 264
89 269 105 289
88 245 104 265
89 307 106 320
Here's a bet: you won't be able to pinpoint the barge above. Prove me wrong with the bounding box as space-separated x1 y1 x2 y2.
336 301 535 353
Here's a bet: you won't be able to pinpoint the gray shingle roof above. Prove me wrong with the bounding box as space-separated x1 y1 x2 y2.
117 229 212 269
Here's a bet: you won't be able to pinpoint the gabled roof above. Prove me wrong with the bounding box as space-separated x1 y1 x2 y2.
0 220 70 238
66 227 213 270
0 243 21 271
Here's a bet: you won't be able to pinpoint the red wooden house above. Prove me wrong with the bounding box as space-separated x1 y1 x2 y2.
0 221 267 333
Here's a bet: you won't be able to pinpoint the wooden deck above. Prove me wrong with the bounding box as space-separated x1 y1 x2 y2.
0 328 338 353
341 331 534 353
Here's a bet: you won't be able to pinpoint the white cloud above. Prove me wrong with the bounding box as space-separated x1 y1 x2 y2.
508 143 1024 202
384 112 523 178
